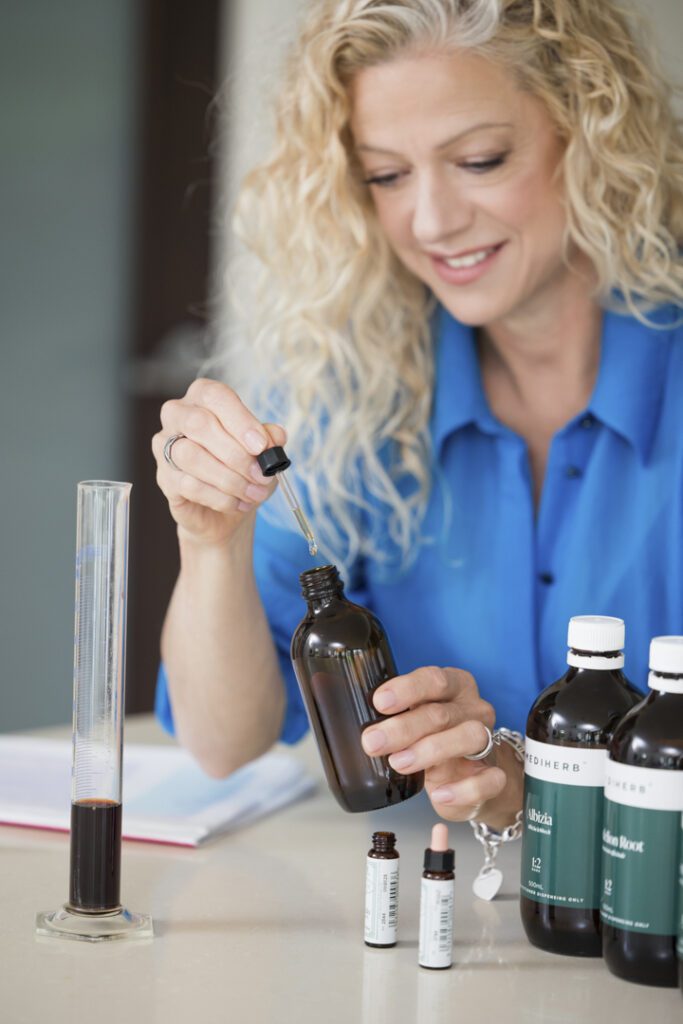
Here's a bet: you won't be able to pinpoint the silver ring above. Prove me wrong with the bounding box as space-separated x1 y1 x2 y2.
464 725 494 761
163 433 186 472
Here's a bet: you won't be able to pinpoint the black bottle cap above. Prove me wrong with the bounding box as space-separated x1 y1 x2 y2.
424 847 455 873
256 446 291 477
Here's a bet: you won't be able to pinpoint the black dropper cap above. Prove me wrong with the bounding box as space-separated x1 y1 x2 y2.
424 846 455 873
256 446 291 477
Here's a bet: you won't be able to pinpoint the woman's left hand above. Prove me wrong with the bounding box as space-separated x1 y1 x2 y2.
361 665 523 829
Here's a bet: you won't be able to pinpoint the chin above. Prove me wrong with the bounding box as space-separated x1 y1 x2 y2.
432 290 512 328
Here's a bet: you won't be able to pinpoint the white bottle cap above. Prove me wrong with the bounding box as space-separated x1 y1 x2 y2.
567 616 625 652
649 636 683 678
566 616 625 669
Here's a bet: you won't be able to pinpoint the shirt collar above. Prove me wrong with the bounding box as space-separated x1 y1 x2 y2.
587 306 674 462
432 304 675 461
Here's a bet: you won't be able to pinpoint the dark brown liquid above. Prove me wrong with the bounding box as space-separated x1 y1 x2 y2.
68 798 122 913
521 664 641 957
602 690 683 987
292 569 424 813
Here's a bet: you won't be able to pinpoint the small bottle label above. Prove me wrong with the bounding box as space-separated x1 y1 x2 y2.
418 877 453 968
601 760 683 936
520 737 606 908
364 857 399 945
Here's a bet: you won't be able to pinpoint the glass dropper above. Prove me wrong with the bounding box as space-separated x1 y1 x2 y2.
257 446 318 557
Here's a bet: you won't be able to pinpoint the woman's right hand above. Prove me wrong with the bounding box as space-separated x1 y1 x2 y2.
152 378 286 547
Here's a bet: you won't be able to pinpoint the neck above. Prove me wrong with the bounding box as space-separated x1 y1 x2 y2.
478 274 602 416
475 267 603 510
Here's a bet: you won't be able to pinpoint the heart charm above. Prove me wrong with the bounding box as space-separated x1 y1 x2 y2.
472 866 503 901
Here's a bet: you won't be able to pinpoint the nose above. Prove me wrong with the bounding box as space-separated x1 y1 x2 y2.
411 170 473 246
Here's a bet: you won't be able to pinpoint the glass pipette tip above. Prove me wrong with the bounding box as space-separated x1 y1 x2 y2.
277 471 318 556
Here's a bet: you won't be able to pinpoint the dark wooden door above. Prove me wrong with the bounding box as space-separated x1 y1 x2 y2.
125 0 225 713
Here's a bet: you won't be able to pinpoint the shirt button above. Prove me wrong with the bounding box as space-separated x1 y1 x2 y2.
580 415 595 429
565 465 583 479
539 572 555 585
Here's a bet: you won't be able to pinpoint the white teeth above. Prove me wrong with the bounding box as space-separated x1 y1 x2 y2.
444 247 495 269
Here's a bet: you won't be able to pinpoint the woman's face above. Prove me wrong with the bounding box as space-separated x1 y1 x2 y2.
350 50 575 330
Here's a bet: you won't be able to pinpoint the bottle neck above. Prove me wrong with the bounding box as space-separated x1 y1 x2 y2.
648 671 683 694
566 648 624 670
371 831 396 854
300 565 345 609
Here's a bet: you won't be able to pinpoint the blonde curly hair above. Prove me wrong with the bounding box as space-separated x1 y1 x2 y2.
224 0 683 571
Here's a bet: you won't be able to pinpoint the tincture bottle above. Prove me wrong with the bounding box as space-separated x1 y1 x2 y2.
290 565 424 813
364 831 399 947
520 615 641 956
418 823 454 970
601 636 683 987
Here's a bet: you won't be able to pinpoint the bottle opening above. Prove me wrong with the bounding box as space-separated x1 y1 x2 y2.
300 565 343 601
371 831 396 853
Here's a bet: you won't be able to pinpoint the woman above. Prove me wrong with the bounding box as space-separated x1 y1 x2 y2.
152 0 683 840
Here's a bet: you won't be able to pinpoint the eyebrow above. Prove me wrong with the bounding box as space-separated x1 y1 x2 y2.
355 121 514 156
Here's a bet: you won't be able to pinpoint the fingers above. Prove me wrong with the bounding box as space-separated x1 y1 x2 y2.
371 665 464 713
382 719 493 774
184 378 274 455
372 666 494 727
153 376 288 517
362 665 494 760
427 766 507 820
153 433 275 509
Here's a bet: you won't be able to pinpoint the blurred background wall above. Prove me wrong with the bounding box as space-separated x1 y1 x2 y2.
1 0 681 731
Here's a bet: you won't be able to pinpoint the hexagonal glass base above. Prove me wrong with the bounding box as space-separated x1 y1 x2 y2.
36 904 153 943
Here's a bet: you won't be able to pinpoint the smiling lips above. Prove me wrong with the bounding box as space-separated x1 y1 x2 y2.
429 241 506 283
443 244 500 268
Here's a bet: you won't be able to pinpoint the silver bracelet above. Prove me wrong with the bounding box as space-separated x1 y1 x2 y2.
469 728 524 901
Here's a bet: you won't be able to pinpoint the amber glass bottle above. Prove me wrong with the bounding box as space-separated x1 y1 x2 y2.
602 636 683 987
364 831 399 948
291 565 424 813
520 616 641 956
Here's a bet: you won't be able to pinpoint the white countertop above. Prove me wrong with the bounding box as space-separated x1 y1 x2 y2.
2 715 680 1024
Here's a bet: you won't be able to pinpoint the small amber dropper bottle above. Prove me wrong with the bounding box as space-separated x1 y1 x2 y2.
364 831 399 948
418 824 455 970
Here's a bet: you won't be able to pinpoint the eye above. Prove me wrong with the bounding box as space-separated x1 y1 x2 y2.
460 153 508 174
363 172 403 188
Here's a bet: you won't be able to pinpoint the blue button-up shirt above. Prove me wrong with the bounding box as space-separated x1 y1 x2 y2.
156 304 683 743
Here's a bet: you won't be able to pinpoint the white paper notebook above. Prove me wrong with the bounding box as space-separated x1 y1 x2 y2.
0 736 315 847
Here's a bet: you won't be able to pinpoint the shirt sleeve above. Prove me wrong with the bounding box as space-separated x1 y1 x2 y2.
154 661 175 736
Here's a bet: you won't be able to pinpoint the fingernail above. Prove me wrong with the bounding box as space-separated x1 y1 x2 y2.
250 463 269 483
237 500 254 513
430 785 457 804
245 483 270 502
362 728 386 754
244 429 267 455
389 749 415 770
374 689 396 712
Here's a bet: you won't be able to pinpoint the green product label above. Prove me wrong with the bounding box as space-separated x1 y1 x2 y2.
601 761 683 937
521 775 604 908
601 800 680 936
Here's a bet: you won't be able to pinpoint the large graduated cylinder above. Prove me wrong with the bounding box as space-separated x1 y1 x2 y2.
69 481 130 911
36 481 152 941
